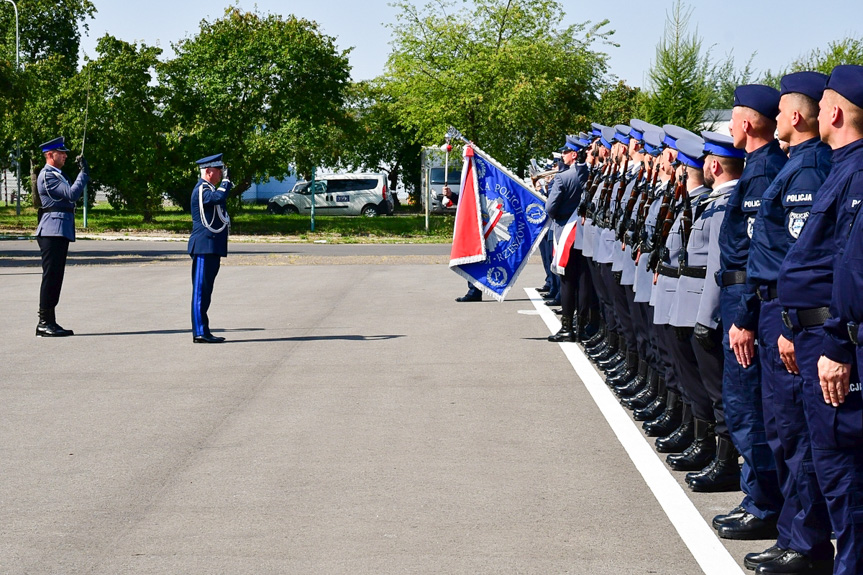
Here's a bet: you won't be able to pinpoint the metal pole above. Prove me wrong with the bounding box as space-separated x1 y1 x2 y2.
309 166 315 232
5 0 20 216
81 64 91 228
424 167 429 233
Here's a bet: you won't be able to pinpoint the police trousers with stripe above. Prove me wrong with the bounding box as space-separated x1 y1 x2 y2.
191 254 221 337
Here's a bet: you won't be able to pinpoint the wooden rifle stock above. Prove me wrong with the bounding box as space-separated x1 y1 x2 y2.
618 162 646 243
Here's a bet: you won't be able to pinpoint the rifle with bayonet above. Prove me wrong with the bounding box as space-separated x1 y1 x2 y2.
632 163 662 259
649 168 687 278
617 161 646 243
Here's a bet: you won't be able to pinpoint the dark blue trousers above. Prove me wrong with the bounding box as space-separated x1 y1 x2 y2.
720 284 782 520
796 326 863 572
191 254 221 337
760 301 832 559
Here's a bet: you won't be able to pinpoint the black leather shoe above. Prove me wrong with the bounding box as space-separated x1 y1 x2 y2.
687 436 740 492
655 407 694 453
744 545 786 571
643 392 682 437
634 394 666 421
598 351 625 371
456 294 482 302
667 418 715 470
755 550 832 574
544 298 561 306
194 334 224 343
717 512 778 540
206 333 226 342
712 505 747 530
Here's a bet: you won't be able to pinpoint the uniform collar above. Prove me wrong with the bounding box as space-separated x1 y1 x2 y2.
788 136 822 157
45 164 62 173
708 179 739 199
745 138 783 161
689 184 710 198
831 138 863 164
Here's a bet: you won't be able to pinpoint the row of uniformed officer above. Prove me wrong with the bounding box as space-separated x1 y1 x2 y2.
540 64 863 574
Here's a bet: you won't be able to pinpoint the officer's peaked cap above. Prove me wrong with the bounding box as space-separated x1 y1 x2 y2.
600 126 617 149
196 153 225 169
701 131 745 159
780 71 828 102
591 122 608 138
564 135 582 151
614 124 632 145
662 125 699 150
642 130 665 156
40 137 70 153
826 64 863 110
675 136 706 169
734 84 781 119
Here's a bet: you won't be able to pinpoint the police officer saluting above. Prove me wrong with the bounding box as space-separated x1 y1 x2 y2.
35 137 89 337
189 154 232 343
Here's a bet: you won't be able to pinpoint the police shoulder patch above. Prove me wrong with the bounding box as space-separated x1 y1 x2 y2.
787 211 810 239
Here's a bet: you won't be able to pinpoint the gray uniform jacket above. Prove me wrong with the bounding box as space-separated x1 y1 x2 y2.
572 162 589 250
611 163 642 286
691 180 736 328
595 165 634 264
546 165 584 242
35 165 89 241
633 184 668 303
582 184 604 259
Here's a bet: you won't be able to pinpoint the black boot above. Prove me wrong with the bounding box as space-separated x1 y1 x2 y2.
599 336 626 370
583 320 606 350
621 359 655 408
667 418 716 470
655 403 694 453
608 349 639 385
613 353 646 396
643 391 682 437
633 372 665 420
548 315 576 343
687 435 740 492
36 308 73 337
588 331 617 362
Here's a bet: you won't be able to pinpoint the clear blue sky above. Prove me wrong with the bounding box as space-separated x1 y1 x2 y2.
77 0 863 86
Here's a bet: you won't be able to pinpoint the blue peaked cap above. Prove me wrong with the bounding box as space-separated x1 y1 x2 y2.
675 136 706 169
196 153 225 169
578 132 592 147
40 137 70 153
600 126 616 149
826 64 863 109
629 119 660 142
701 131 745 159
564 135 582 151
662 124 699 150
734 84 781 119
591 122 608 138
781 71 828 102
614 124 632 145
642 130 665 156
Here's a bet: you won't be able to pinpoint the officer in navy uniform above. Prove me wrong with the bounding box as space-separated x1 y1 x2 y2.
681 132 744 493
189 153 232 343
34 137 89 337
793 64 863 575
714 84 788 541
741 72 834 575
546 135 586 342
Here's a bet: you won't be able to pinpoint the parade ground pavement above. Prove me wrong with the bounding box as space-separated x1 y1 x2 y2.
1 239 760 574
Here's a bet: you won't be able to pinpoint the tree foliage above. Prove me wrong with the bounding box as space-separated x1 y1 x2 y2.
383 0 611 176
589 80 642 129
639 0 714 132
160 8 353 210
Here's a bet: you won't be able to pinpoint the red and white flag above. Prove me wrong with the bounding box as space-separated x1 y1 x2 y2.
449 146 487 266
551 211 578 275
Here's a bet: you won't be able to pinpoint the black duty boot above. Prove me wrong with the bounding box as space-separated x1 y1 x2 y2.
633 372 665 420
717 512 778 540
656 403 694 453
643 390 682 437
743 545 787 571
583 320 606 350
599 337 626 371
687 435 741 492
667 418 716 470
622 359 655 408
36 308 73 337
608 349 639 385
613 353 646 396
548 316 576 343
712 505 746 530
755 549 833 574
588 331 617 362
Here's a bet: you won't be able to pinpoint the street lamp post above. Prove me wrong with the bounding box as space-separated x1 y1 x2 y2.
4 0 21 216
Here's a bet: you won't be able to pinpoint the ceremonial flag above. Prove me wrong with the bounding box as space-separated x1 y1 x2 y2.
551 211 578 275
449 143 549 301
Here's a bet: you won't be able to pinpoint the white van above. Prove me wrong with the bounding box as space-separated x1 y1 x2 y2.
266 173 393 217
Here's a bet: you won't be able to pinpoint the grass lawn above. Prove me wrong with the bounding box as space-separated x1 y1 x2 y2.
0 204 455 243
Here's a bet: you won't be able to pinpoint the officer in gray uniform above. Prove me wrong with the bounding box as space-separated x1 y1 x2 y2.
34 136 89 337
189 153 232 343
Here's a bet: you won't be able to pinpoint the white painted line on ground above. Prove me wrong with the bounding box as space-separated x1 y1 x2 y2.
526 288 744 575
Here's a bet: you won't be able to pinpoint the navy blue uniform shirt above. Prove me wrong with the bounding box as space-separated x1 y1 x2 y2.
188 177 232 257
818 140 863 363
718 138 787 327
738 137 832 329
778 139 863 344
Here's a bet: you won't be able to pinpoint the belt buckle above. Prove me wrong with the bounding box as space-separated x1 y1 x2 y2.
756 286 765 302
782 310 793 330
849 322 859 346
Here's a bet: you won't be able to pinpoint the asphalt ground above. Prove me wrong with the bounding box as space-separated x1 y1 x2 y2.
1 239 763 574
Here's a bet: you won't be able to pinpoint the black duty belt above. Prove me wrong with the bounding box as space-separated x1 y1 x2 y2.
757 284 779 302
720 270 747 287
848 322 860 346
781 306 831 330
658 264 680 278
680 266 707 279
38 207 74 218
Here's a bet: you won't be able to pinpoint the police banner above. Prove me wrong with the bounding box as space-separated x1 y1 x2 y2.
449 144 549 302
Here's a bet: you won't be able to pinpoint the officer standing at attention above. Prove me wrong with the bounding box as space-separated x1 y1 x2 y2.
714 84 788 541
741 71 834 575
34 137 89 337
189 154 232 343
800 64 863 575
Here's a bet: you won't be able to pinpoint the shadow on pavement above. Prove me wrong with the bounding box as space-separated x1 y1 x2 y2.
225 334 405 344
76 327 266 337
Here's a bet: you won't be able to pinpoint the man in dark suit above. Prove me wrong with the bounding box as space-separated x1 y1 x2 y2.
34 136 89 337
189 154 232 343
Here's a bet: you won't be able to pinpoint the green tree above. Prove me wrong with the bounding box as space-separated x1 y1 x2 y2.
160 8 353 210
58 35 167 220
639 0 714 132
589 80 642 129
383 0 611 176
760 35 863 88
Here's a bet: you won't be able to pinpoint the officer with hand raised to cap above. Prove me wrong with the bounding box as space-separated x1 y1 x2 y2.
34 136 89 337
189 153 231 343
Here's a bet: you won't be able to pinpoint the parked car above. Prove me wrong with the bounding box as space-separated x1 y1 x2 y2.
421 146 462 213
266 173 393 217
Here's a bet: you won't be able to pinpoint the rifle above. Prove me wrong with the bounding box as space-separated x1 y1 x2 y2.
595 157 620 228
617 161 645 242
679 169 694 267
580 158 611 220
631 161 661 259
650 169 687 281
610 154 631 231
